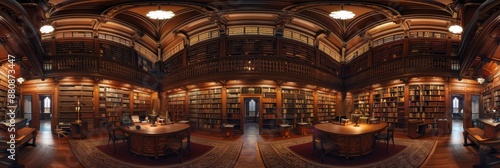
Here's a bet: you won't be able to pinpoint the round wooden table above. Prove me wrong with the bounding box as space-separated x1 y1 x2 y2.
119 123 190 157
314 122 388 158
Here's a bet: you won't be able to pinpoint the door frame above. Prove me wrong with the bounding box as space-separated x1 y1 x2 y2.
241 96 261 134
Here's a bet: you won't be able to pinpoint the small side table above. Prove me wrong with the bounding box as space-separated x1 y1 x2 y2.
279 124 292 138
223 124 235 138
437 119 450 134
70 121 87 139
297 122 309 136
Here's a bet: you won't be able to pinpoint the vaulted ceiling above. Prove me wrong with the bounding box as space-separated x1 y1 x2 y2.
0 0 498 83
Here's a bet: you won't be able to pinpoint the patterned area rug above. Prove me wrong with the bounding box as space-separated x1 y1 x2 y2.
69 136 243 168
258 136 437 168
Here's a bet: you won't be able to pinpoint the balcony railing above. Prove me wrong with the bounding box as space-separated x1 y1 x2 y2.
42 55 158 87
345 56 459 88
163 56 341 89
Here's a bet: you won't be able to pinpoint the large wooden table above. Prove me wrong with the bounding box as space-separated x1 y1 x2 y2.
119 123 190 157
314 122 388 158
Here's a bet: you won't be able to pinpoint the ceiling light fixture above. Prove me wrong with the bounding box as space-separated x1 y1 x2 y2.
330 5 355 20
477 77 485 84
40 24 54 34
147 5 175 20
448 24 463 34
448 11 463 34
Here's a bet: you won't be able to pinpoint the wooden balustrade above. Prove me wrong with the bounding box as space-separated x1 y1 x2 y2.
42 56 158 88
163 56 340 89
40 36 459 90
345 56 459 89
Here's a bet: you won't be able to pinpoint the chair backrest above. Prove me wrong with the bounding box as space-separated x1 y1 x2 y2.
107 124 116 139
178 130 190 148
386 123 395 137
121 112 134 126
312 128 330 148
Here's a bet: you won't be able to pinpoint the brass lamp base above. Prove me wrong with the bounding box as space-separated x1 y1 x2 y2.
75 119 82 124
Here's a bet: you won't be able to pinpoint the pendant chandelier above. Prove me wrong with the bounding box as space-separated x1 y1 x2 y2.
40 24 54 33
330 5 355 20
147 5 175 20
448 24 463 34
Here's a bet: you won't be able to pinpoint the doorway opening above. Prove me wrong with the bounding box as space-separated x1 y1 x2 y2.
451 94 464 121
23 95 32 126
471 95 480 126
244 97 259 135
40 95 52 121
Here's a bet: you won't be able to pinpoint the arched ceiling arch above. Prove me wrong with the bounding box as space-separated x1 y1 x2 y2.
5 0 498 83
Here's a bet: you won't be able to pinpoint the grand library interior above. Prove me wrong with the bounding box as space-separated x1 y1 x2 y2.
0 0 499 167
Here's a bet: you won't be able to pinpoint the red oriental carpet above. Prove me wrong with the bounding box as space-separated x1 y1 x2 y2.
258 136 436 168
69 136 243 168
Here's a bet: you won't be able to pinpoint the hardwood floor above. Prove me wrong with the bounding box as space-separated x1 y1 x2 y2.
9 119 485 168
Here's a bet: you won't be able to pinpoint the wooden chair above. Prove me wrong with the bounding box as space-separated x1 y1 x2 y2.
165 130 191 163
106 122 128 154
312 128 338 163
120 112 134 126
374 123 395 154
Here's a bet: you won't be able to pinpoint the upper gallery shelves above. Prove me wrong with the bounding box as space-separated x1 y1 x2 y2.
36 0 460 63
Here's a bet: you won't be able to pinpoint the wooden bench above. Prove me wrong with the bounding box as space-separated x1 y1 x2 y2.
463 119 500 167
0 118 38 167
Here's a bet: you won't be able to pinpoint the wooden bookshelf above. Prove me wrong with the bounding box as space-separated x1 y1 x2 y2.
189 88 222 130
408 84 445 124
0 89 6 120
187 42 219 65
226 87 242 131
55 41 94 54
100 42 132 65
167 92 186 121
133 91 151 114
353 91 370 113
484 93 492 109
98 86 130 117
373 86 405 127
494 90 500 108
58 84 94 129
317 92 337 122
282 89 313 128
261 87 277 131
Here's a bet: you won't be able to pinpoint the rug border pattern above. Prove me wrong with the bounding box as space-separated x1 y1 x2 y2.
69 136 243 168
258 136 437 168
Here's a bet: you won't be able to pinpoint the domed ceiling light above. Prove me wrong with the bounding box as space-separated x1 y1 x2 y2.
40 24 54 34
330 5 355 20
477 77 485 84
448 24 463 34
448 11 463 34
147 5 175 20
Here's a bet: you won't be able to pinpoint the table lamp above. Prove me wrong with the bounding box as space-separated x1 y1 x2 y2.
352 109 363 127
73 99 85 124
149 109 158 127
